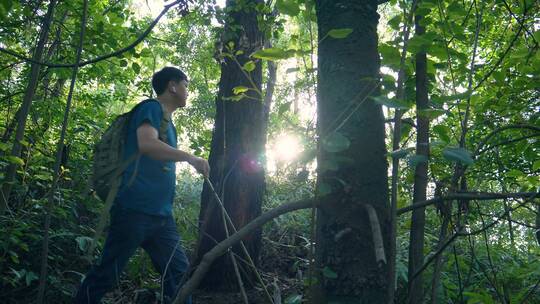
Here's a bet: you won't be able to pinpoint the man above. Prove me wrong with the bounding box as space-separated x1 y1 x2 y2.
75 67 209 304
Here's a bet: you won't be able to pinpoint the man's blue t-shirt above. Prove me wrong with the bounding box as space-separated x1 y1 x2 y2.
115 100 177 216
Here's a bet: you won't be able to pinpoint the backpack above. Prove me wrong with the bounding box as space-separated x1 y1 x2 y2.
85 99 169 258
92 99 170 201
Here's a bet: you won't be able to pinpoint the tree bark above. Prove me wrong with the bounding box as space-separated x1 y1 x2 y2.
194 0 266 291
407 9 429 304
1 0 57 215
313 1 390 303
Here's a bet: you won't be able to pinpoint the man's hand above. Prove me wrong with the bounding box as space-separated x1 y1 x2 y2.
188 156 210 177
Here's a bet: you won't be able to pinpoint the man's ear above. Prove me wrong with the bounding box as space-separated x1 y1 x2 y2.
168 81 177 93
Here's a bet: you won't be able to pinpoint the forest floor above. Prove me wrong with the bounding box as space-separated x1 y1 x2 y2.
102 230 308 304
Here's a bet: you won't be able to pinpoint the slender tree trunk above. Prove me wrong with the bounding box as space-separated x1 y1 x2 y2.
388 1 417 300
407 9 430 304
1 0 57 215
430 215 449 304
195 0 266 290
263 39 277 121
37 0 87 302
536 202 540 245
264 60 277 119
313 1 389 303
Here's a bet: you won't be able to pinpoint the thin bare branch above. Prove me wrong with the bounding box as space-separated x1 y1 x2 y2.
397 192 538 216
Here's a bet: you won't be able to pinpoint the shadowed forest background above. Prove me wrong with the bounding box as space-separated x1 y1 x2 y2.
0 0 539 303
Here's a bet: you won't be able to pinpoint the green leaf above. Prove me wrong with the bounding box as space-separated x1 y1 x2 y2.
428 45 448 60
322 132 350 153
534 30 540 43
418 108 446 119
388 148 413 159
119 59 128 67
327 28 353 39
25 271 38 287
284 294 303 304
11 268 24 280
131 62 140 74
251 48 294 61
401 123 412 141
322 266 338 279
243 61 256 72
223 94 245 102
140 48 152 57
276 0 300 16
35 174 52 181
511 47 530 59
0 0 13 18
433 91 471 103
298 148 317 164
506 169 524 178
533 160 540 171
75 236 93 252
370 96 410 110
379 44 401 68
388 15 401 30
492 70 505 82
278 102 291 115
232 86 249 95
416 4 433 16
447 2 466 17
463 291 495 304
443 147 474 165
9 251 19 263
408 35 432 53
432 125 451 142
5 156 24 166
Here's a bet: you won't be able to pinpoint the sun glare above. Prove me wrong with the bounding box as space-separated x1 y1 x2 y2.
268 133 302 163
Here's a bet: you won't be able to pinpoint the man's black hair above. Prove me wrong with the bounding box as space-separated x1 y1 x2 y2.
151 67 188 95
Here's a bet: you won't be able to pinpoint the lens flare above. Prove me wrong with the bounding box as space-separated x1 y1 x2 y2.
270 133 301 162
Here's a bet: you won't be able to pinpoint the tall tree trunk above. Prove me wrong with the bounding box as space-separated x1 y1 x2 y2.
195 0 266 291
407 9 429 304
313 1 390 303
0 0 57 215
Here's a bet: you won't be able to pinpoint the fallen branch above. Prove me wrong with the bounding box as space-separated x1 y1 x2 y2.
173 193 388 304
172 196 327 304
172 191 537 303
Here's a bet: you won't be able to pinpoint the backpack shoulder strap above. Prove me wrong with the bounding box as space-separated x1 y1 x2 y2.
131 99 170 144
158 108 170 143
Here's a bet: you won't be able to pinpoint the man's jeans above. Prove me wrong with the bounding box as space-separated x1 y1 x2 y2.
74 207 192 304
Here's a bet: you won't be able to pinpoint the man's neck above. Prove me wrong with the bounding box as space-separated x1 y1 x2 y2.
155 95 177 116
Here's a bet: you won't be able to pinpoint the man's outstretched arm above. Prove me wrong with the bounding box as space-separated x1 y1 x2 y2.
137 122 209 176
